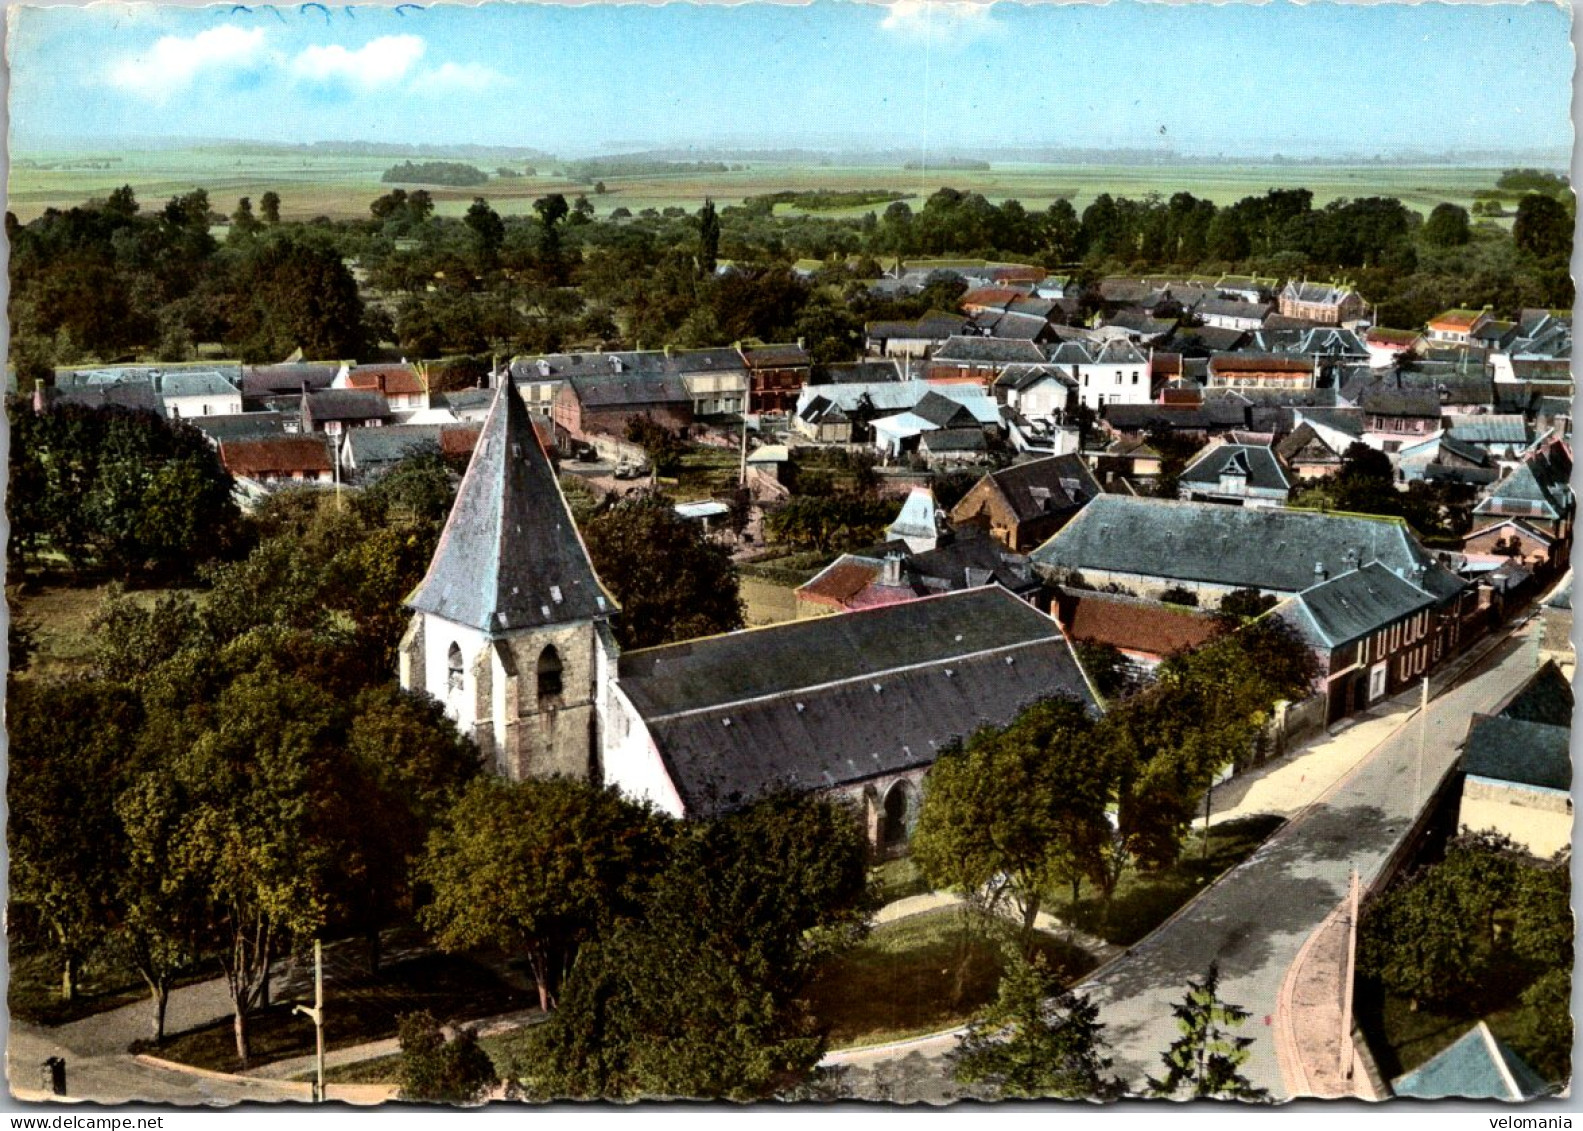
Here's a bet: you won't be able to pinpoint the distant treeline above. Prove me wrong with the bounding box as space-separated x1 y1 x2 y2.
382 161 490 187
564 159 733 182
742 189 913 215
904 158 990 171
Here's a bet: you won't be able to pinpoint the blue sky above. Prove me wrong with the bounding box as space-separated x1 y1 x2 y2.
7 1 1574 157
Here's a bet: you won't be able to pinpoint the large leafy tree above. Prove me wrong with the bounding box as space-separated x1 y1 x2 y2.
912 697 1111 943
524 793 874 1100
419 777 663 1013
224 236 366 362
1148 962 1268 1101
8 679 141 1001
581 490 745 650
953 950 1120 1100
397 1011 499 1105
7 400 240 582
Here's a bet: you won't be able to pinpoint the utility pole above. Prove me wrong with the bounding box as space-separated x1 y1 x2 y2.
1339 867 1360 1082
293 940 325 1102
1202 779 1213 862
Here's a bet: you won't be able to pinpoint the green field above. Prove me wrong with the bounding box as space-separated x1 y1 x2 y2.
8 146 1512 224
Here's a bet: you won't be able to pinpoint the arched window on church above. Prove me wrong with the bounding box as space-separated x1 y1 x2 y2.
447 643 464 693
537 645 563 701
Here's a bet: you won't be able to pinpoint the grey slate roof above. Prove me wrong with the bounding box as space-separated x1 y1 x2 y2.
1197 298 1271 322
158 370 241 399
187 412 288 445
1029 495 1458 598
241 363 338 398
1474 446 1573 520
617 587 1097 814
1462 715 1571 791
345 424 444 472
406 381 612 633
912 391 979 429
1278 562 1437 649
1360 387 1442 419
1501 660 1574 728
1169 326 1249 354
920 427 988 453
1447 415 1531 445
995 363 1075 393
1179 444 1291 493
979 454 1100 523
932 335 1047 365
305 388 392 422
566 371 691 408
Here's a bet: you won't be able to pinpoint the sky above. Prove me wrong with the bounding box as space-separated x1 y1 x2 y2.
6 1 1575 158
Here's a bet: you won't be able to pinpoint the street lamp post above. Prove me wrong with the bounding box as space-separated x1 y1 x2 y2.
293 940 325 1103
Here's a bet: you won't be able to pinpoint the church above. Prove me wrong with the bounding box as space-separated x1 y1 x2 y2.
399 381 1098 848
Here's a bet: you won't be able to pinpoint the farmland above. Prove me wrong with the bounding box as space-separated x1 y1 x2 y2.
7 144 1514 224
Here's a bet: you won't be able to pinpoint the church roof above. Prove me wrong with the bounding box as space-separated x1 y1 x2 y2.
406 381 612 633
617 587 1097 815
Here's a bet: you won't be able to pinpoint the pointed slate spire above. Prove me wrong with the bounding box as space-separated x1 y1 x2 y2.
407 380 612 633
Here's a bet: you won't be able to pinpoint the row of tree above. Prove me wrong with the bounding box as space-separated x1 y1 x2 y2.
912 618 1317 942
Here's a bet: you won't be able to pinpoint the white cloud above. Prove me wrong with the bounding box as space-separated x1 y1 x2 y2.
412 62 509 95
879 1 999 45
107 25 267 103
291 35 427 91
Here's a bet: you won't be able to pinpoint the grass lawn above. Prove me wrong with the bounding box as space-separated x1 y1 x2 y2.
671 445 743 502
739 576 800 628
807 907 1099 1050
307 1025 541 1087
737 549 838 589
12 576 204 683
1354 967 1566 1087
872 856 931 905
138 953 530 1074
1048 814 1286 947
7 946 207 1029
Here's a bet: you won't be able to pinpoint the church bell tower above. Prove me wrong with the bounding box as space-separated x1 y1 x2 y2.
398 379 616 780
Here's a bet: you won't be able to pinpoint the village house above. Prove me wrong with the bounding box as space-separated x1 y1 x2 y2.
302 388 392 435
1053 589 1220 678
1277 280 1367 326
397 379 1099 849
1029 495 1467 614
1469 442 1574 547
871 391 991 459
1446 415 1534 463
1272 562 1449 723
1360 387 1442 451
1206 354 1315 392
188 411 289 448
1176 442 1292 508
739 342 810 415
926 335 1046 384
1425 308 1493 347
1196 298 1272 333
1364 328 1423 369
794 530 1040 618
863 311 972 360
948 454 1101 553
341 363 429 411
1455 661 1573 859
1274 422 1347 480
219 434 336 486
552 367 694 441
993 364 1076 421
240 362 339 410
157 370 244 419
1052 339 1155 411
667 347 749 418
792 380 998 446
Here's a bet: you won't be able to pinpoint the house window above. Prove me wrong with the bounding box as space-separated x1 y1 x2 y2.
537 645 563 700
447 643 464 693
1115 372 1123 385
1132 371 1140 384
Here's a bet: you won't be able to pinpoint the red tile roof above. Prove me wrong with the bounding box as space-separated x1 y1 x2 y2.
1208 355 1314 375
959 286 1027 310
348 365 427 397
440 423 483 458
220 435 333 476
1061 592 1220 660
796 559 881 609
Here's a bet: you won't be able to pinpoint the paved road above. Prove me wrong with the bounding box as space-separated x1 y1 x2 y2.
829 620 1544 1102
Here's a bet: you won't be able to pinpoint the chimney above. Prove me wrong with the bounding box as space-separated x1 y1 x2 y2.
881 551 904 587
1314 561 1327 582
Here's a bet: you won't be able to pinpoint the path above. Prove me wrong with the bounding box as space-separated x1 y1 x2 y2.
826 618 1545 1102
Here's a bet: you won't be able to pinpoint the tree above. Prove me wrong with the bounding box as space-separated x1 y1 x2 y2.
1513 193 1573 259
1422 202 1471 248
1149 962 1268 1100
953 950 1120 1100
397 1011 498 1104
229 196 260 240
419 777 662 1013
226 237 366 362
149 670 346 1067
464 197 505 264
524 793 873 1100
259 191 281 224
1158 585 1199 608
912 698 1111 941
698 197 720 275
1218 588 1276 621
581 491 745 650
8 679 140 1001
1074 640 1136 702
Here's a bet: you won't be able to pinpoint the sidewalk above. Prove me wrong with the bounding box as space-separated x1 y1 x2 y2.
874 891 1125 965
